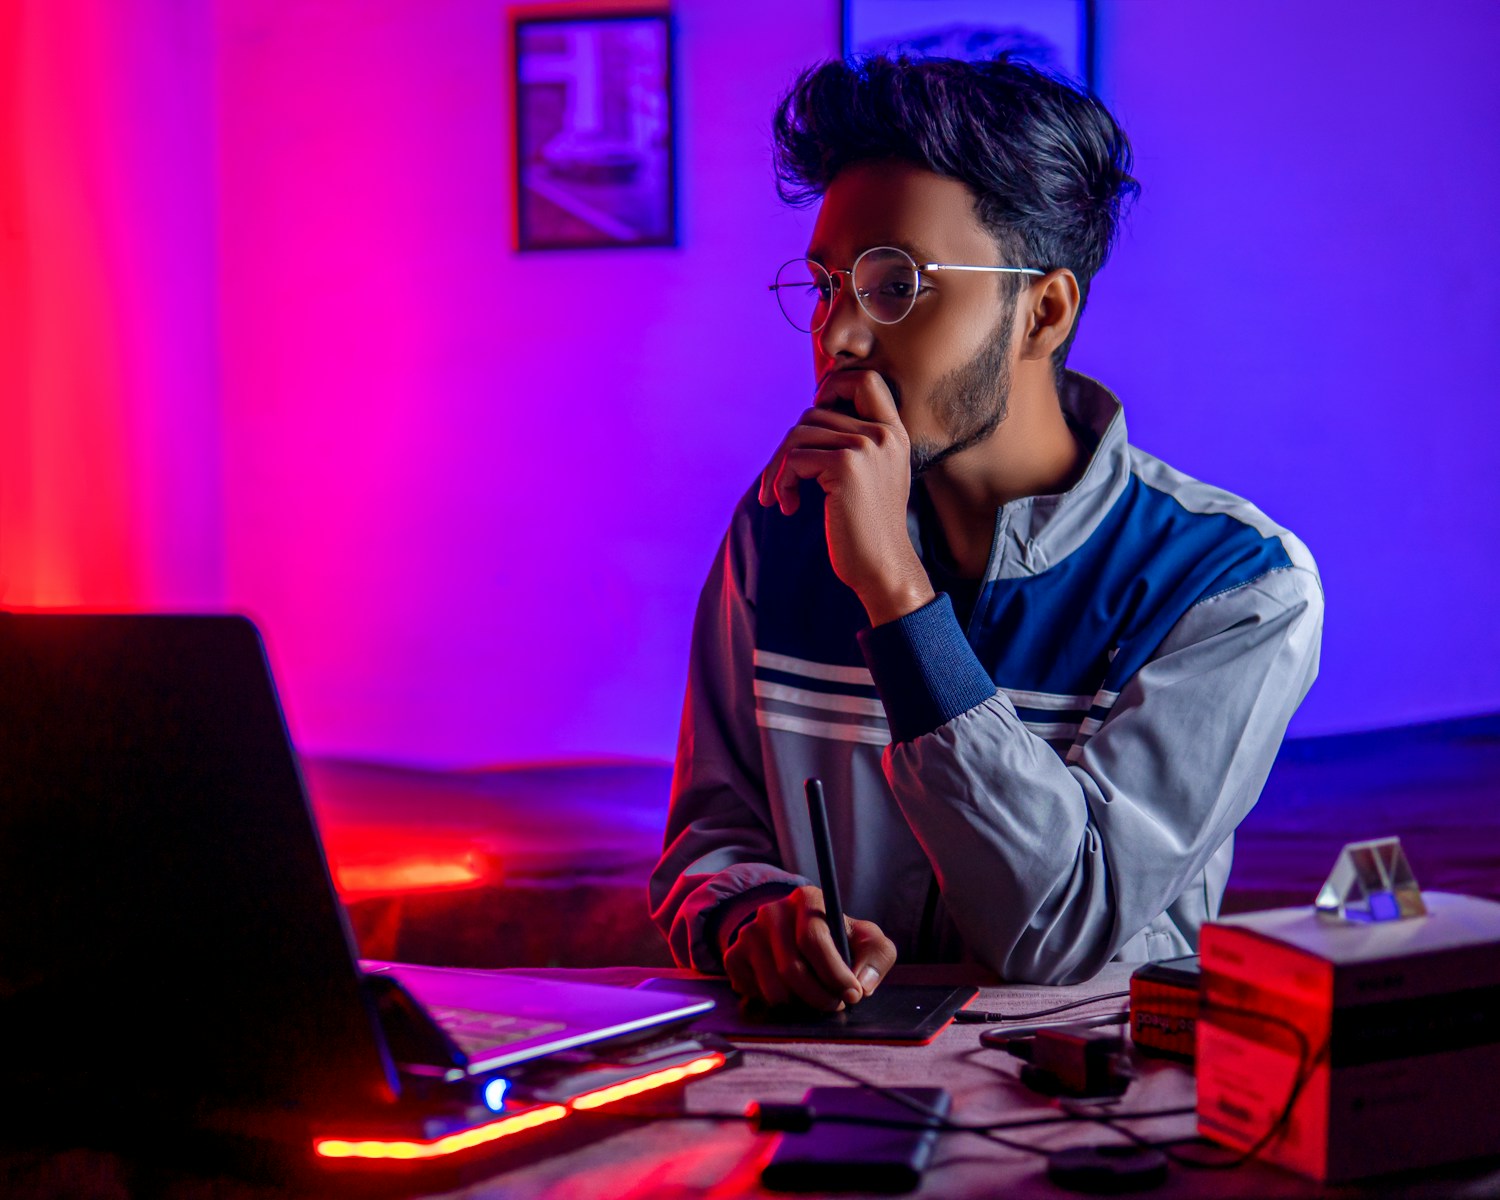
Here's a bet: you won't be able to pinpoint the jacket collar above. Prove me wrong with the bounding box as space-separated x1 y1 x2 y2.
909 370 1132 582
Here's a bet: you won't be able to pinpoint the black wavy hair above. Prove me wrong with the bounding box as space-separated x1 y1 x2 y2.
772 55 1139 377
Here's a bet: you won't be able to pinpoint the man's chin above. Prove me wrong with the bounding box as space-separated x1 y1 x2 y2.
910 413 1003 478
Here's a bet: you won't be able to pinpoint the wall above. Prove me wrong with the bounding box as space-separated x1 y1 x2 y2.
1080 0 1500 736
214 0 831 763
0 0 222 610
5 1 1499 765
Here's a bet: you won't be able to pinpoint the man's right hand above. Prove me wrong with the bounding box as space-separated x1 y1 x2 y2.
722 885 897 1011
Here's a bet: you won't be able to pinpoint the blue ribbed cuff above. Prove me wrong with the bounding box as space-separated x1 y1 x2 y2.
857 593 996 743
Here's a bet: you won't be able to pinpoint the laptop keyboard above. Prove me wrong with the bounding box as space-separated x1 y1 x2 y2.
426 1004 566 1057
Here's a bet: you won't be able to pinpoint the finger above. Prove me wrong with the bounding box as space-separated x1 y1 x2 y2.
771 924 846 1011
816 369 900 425
773 437 867 513
813 368 876 414
758 425 800 510
743 935 792 1008
794 405 869 432
848 919 899 997
795 908 862 1006
761 405 874 513
723 941 759 1001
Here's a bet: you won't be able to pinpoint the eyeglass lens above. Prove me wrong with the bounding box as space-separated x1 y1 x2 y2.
772 248 919 332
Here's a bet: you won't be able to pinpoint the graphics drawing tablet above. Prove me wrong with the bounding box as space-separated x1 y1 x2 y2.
637 977 976 1044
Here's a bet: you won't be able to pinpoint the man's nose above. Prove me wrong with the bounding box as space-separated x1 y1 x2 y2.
817 272 874 359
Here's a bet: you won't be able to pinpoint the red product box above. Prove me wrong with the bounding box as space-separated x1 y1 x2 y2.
1129 954 1200 1060
1196 892 1500 1183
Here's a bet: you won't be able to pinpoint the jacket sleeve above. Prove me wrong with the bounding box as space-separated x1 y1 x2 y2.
859 562 1324 985
648 499 808 971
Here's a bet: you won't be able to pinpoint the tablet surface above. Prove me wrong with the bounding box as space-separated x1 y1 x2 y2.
638 978 976 1043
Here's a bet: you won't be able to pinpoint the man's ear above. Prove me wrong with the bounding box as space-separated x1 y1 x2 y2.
1018 269 1081 363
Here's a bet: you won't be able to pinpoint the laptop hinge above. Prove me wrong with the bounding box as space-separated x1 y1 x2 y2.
362 972 468 1079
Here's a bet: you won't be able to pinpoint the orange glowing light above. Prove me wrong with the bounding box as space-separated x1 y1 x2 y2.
334 857 484 895
314 1103 568 1160
315 1052 729 1163
570 1053 727 1111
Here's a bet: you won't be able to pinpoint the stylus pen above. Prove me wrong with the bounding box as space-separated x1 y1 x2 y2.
804 777 853 969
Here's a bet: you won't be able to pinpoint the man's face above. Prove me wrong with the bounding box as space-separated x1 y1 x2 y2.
806 160 1019 473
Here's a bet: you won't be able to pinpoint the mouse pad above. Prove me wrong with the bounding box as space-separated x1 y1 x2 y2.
637 978 977 1043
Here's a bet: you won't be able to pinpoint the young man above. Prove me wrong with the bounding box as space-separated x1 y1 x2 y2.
649 56 1322 1006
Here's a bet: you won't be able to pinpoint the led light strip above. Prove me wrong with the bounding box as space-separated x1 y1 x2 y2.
314 1052 727 1162
315 1104 569 1160
571 1052 726 1110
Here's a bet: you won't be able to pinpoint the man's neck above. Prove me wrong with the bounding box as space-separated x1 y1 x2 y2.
921 374 1086 579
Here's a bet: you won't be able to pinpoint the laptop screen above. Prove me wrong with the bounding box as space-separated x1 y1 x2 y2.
0 614 396 1129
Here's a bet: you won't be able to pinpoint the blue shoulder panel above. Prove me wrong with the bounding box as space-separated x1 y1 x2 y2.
753 474 1293 714
967 475 1293 700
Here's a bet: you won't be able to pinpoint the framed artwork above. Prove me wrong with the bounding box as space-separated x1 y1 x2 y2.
513 12 675 250
843 0 1094 89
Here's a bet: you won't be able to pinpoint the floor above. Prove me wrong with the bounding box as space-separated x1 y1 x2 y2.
302 713 1500 968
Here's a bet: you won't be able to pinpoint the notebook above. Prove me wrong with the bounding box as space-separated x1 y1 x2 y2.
0 612 711 1137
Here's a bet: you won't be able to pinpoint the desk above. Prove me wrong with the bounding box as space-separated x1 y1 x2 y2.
7 965 1499 1199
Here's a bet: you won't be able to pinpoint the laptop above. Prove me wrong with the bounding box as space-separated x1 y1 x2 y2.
0 612 712 1148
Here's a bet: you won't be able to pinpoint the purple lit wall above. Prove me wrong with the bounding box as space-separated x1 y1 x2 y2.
1078 0 1500 739
5 0 1499 768
1 0 222 611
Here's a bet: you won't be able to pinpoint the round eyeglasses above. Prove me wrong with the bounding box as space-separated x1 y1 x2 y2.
769 246 1046 333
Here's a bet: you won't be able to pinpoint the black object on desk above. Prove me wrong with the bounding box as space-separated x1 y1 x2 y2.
637 978 977 1044
804 777 852 967
761 1085 950 1194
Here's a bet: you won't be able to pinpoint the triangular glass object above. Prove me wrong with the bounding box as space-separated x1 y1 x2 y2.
1314 837 1426 922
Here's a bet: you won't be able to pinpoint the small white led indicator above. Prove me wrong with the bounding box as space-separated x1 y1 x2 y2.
482 1077 510 1112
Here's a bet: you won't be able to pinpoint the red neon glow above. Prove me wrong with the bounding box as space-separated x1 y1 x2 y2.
332 856 484 896
570 1053 727 1111
321 825 496 900
314 1103 569 1160
314 1052 729 1162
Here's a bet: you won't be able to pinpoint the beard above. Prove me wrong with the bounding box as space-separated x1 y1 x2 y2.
908 308 1015 478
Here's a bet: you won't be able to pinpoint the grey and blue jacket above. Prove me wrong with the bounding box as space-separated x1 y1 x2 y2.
649 372 1323 984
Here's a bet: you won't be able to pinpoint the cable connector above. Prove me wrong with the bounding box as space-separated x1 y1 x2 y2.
1009 1027 1132 1098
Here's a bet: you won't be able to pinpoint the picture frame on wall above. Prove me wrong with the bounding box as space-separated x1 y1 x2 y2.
843 0 1094 90
513 11 675 251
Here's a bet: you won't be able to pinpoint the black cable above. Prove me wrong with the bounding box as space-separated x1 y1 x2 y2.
953 989 1130 1024
591 1102 1198 1140
742 1046 1195 1156
743 1046 1038 1152
1076 1001 1325 1171
594 1004 1311 1175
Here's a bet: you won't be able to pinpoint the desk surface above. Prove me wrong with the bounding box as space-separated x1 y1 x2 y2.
9 965 1499 1199
441 965 1497 1200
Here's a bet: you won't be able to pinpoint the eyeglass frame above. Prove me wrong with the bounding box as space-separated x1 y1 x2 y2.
768 245 1047 333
